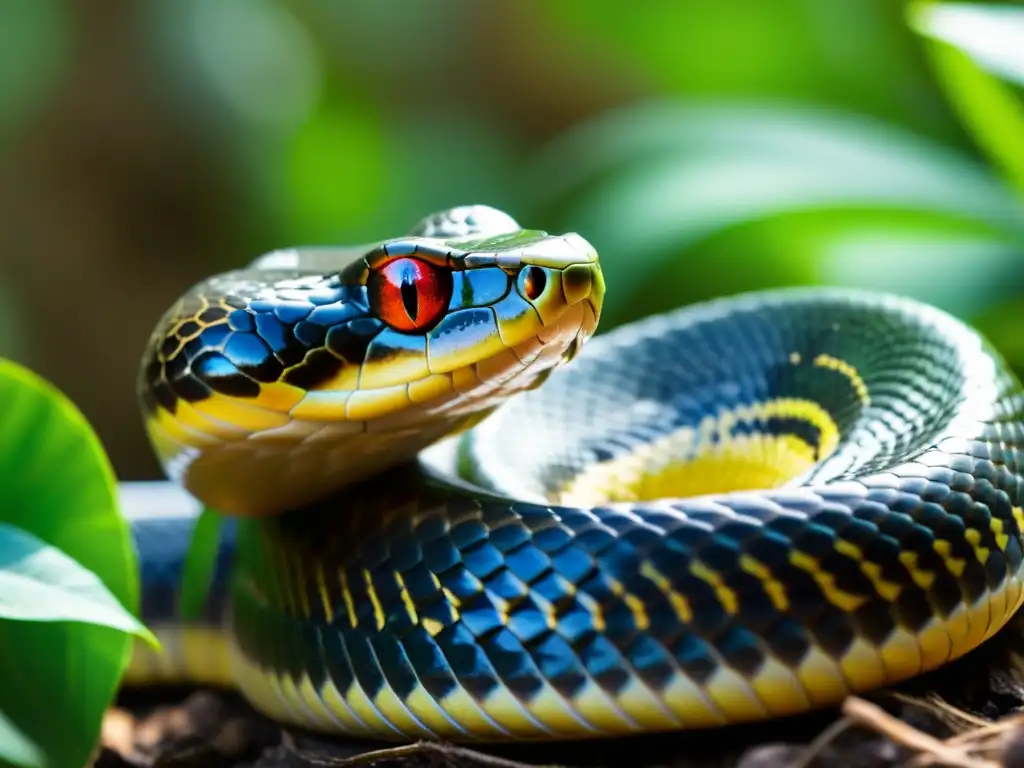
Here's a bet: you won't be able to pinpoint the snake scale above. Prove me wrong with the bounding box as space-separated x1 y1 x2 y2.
120 205 1024 742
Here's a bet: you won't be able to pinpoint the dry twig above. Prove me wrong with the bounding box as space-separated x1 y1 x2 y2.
841 697 998 768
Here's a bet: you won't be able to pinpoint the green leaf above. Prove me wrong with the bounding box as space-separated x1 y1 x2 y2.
0 711 43 768
179 507 224 621
0 358 143 768
0 523 155 643
539 0 962 140
525 101 1024 325
909 2 1024 87
910 2 1024 192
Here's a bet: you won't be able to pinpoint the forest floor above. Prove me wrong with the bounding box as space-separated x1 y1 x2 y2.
95 634 1024 768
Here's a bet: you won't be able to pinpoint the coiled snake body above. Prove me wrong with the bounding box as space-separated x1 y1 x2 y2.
123 205 1024 741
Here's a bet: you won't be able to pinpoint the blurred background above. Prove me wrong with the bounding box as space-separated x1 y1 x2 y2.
0 0 1022 482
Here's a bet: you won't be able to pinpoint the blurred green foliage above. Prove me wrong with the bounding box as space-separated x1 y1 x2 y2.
1 0 1023 370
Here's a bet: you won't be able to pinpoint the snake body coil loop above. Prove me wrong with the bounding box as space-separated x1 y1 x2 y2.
126 206 1024 742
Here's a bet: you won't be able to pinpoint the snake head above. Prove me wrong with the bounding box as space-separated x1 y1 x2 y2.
138 206 604 517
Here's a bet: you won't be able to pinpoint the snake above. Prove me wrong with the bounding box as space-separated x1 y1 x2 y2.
120 204 1024 742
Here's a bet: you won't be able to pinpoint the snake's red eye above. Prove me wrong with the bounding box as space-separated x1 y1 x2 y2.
368 257 453 333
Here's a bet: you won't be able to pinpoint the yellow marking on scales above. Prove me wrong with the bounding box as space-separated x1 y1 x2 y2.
252 380 307 412
834 539 862 561
393 570 419 624
363 569 386 630
422 618 445 636
689 562 739 615
575 590 606 633
553 398 840 507
991 517 1010 553
932 538 965 577
442 587 463 608
738 555 789 612
788 550 868 612
898 550 935 591
315 565 334 623
1012 506 1024 534
604 576 650 631
813 353 870 405
171 399 251 437
640 561 693 623
339 570 357 628
965 527 991 566
858 560 901 602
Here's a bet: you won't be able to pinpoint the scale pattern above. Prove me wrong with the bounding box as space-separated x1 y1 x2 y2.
212 289 1024 741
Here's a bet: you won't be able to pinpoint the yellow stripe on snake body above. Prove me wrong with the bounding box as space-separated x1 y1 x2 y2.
126 205 1024 742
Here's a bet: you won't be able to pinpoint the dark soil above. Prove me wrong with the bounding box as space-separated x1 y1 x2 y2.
96 630 1024 768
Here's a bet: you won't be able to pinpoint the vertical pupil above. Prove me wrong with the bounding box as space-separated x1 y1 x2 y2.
525 266 546 299
399 270 419 320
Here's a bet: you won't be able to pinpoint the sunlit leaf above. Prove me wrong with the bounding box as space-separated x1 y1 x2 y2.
0 710 43 768
619 206 1021 327
526 101 1024 324
910 2 1024 192
910 2 1024 87
0 523 155 643
0 358 142 768
540 0 957 137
